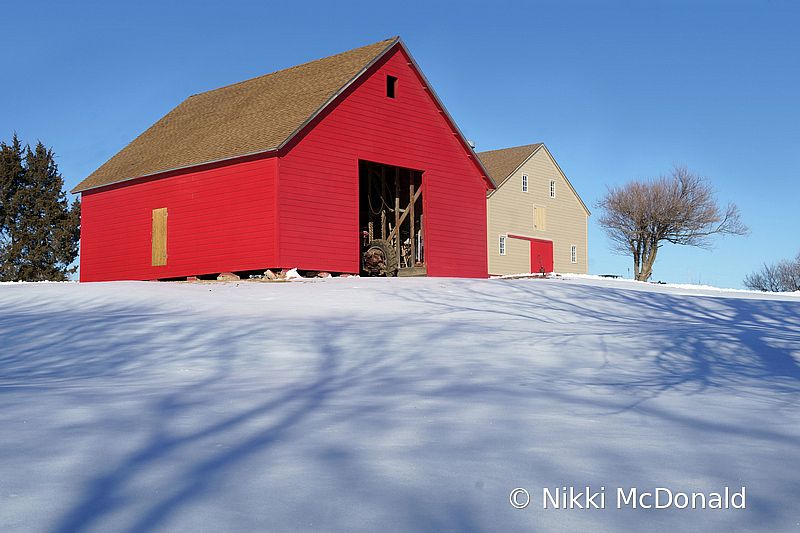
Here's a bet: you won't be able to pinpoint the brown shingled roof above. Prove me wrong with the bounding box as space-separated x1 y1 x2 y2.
72 37 399 193
475 143 543 185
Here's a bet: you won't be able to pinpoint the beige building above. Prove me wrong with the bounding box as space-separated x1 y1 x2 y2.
477 144 590 276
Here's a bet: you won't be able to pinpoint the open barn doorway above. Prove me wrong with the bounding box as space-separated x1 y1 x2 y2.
359 160 426 276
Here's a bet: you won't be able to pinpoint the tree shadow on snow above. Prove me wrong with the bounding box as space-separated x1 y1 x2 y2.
391 278 800 396
2 280 799 532
0 298 486 532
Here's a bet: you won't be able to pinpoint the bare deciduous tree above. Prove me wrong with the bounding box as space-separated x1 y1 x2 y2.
743 252 800 292
596 165 749 281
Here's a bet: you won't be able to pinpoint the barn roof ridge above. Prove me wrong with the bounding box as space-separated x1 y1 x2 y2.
72 37 401 193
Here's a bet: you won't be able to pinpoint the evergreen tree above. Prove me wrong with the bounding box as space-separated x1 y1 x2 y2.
0 135 80 281
0 135 25 239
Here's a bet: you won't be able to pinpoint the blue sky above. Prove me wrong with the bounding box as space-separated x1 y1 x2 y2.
3 0 798 288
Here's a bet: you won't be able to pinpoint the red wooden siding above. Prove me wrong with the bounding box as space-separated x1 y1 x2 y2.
80 157 278 282
277 46 489 277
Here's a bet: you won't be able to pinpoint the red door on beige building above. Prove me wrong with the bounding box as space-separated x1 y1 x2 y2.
530 239 553 273
508 234 554 274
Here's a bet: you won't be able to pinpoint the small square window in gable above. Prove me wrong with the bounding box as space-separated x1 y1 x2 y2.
386 75 398 98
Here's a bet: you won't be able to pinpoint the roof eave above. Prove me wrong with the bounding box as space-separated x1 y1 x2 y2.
276 37 496 190
276 37 402 152
73 38 403 195
538 144 591 217
71 147 280 194
395 38 496 190
74 37 497 194
485 143 591 216
487 144 543 197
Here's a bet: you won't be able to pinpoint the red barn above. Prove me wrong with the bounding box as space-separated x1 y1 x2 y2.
72 37 495 282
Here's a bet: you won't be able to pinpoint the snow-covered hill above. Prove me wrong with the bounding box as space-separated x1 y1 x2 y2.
1 276 799 532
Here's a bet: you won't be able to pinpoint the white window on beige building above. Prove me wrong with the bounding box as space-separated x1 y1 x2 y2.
522 174 528 193
534 205 546 231
550 180 556 198
571 245 577 263
499 235 506 255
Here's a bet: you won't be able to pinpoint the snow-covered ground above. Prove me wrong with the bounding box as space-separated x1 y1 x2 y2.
1 275 799 532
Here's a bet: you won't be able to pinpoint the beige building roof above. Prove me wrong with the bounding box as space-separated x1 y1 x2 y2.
476 144 543 186
73 37 399 193
477 143 590 216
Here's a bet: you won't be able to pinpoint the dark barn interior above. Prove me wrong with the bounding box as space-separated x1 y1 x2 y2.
358 160 425 276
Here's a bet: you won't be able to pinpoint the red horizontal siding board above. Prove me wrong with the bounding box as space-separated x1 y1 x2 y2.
80 157 278 281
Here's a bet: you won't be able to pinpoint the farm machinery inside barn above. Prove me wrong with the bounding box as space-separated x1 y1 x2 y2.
359 160 425 276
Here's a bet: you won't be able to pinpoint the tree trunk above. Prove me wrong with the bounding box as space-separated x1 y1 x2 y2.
635 240 658 281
